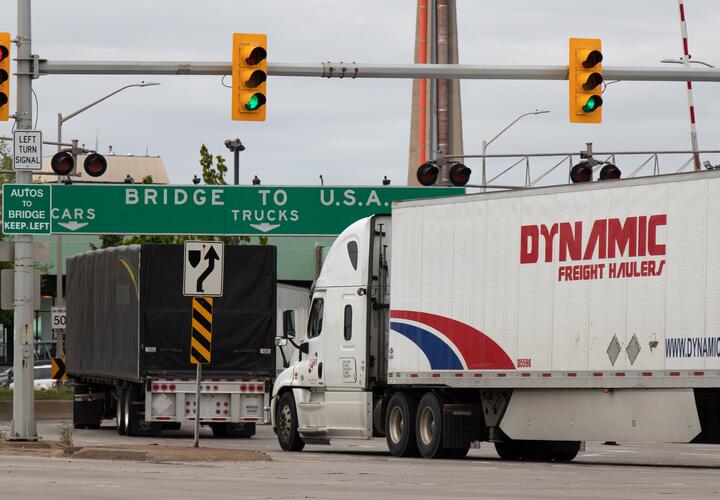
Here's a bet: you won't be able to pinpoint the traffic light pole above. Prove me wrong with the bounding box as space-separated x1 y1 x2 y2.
37 60 720 82
11 0 37 441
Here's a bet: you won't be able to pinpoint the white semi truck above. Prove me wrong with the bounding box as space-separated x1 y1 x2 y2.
272 170 720 460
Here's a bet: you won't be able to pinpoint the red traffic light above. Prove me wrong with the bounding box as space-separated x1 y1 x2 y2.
599 164 621 181
570 162 593 183
417 162 439 186
50 151 74 176
83 153 107 177
448 162 471 187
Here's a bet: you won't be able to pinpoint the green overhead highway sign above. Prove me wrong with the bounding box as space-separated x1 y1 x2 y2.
2 184 52 234
3 184 463 236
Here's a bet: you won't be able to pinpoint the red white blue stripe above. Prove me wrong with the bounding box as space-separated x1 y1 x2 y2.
390 310 515 371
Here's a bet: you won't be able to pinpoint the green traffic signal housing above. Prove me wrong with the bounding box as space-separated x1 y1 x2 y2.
569 38 603 124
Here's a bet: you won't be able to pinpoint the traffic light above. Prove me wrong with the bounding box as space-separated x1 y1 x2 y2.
84 153 107 177
50 151 74 176
569 38 603 124
599 164 621 180
232 33 267 121
50 151 108 178
448 162 471 187
417 162 440 186
0 32 10 121
570 162 593 183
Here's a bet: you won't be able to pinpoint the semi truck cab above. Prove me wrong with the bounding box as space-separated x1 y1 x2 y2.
272 216 390 447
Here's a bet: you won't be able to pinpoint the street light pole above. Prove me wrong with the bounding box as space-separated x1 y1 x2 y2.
224 138 245 186
481 109 550 188
54 82 159 357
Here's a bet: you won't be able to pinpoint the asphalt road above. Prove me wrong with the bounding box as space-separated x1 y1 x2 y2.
0 420 719 499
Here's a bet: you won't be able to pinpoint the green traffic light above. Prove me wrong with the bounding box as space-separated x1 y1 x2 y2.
582 95 603 113
244 92 267 111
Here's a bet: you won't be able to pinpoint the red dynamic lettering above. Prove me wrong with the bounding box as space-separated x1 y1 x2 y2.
583 219 607 260
648 214 667 256
540 223 558 263
559 221 582 262
520 225 539 264
607 217 637 258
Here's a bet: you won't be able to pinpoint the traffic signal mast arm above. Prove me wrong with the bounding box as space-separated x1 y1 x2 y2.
37 60 720 82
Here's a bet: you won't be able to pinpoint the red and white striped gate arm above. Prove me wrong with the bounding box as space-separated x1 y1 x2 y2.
678 0 701 171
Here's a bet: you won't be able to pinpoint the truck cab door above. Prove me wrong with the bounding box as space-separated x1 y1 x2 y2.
296 294 325 388
324 290 367 390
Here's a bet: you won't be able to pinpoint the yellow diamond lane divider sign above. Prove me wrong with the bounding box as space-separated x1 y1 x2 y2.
51 356 67 381
190 297 213 365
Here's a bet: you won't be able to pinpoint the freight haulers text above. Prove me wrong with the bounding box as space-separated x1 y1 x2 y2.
520 215 667 282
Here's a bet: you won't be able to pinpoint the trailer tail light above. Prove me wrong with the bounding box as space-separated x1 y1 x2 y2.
241 385 247 391
169 384 176 391
248 385 255 392
256 385 263 392
153 384 159 390
161 384 167 390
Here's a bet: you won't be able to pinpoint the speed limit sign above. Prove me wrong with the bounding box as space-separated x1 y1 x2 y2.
51 306 66 330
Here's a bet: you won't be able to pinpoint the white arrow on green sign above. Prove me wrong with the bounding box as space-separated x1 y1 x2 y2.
3 184 464 236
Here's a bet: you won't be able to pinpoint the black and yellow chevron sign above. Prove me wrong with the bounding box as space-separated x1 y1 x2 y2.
190 297 213 364
51 357 67 380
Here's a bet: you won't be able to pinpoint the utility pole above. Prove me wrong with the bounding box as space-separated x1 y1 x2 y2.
11 0 37 440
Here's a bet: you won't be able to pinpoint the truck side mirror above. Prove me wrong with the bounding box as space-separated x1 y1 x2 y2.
282 310 296 339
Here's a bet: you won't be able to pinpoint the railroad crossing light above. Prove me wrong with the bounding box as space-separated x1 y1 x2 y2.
448 162 471 187
570 162 593 183
417 161 440 186
83 153 107 177
232 33 267 122
50 151 74 176
0 32 10 121
599 164 621 180
569 38 603 124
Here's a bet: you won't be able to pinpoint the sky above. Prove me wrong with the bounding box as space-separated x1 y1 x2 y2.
1 0 720 187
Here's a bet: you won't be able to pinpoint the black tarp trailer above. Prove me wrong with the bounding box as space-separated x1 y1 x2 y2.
66 244 276 437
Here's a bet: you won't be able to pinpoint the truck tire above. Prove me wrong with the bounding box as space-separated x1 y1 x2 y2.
415 392 451 459
385 392 419 457
276 392 305 452
124 390 134 436
549 442 581 462
494 441 523 460
116 387 126 436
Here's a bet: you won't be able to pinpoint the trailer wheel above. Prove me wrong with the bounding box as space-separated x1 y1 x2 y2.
116 387 126 436
549 442 581 462
385 392 419 457
124 390 134 436
494 441 523 460
276 392 305 452
415 392 451 459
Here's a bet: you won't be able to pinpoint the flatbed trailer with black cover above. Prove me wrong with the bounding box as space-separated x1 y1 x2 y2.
66 244 276 437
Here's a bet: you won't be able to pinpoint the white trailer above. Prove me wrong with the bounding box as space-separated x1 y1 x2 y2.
272 170 720 460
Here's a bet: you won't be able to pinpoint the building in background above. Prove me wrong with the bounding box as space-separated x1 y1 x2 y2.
407 0 464 185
